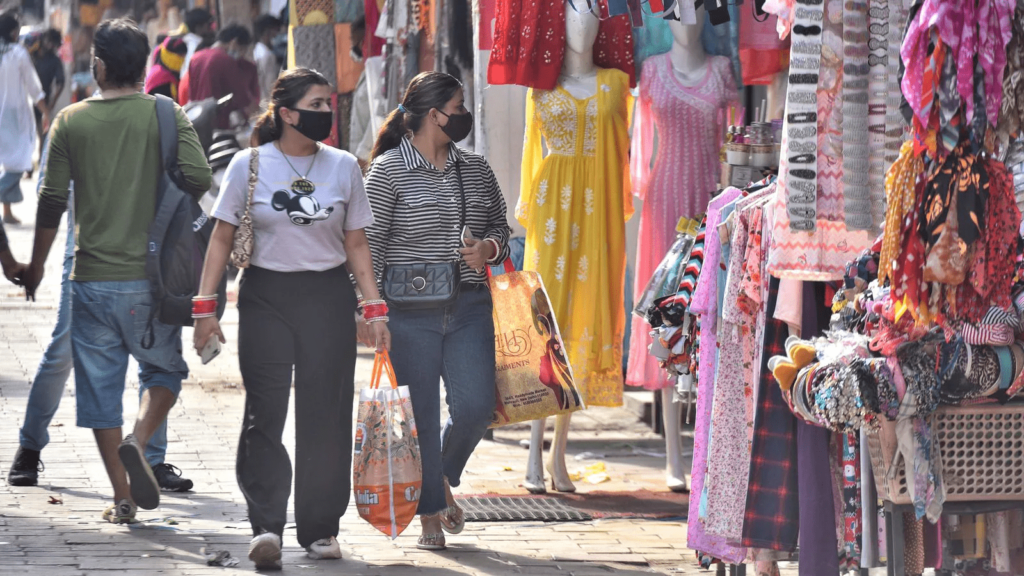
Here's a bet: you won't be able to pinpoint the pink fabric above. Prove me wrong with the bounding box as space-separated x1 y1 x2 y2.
773 278 803 327
626 54 736 390
900 0 1013 125
978 0 1016 123
144 64 177 95
767 8 873 281
900 0 943 129
704 196 766 541
687 188 745 562
690 188 742 322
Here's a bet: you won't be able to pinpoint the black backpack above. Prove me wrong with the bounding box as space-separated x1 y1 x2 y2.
142 95 226 348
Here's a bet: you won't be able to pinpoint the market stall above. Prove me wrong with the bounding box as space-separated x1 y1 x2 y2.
628 0 1024 574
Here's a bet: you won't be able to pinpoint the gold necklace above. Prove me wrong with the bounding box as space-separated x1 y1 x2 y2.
277 142 320 193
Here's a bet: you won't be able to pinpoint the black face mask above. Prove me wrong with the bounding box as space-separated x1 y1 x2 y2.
292 109 334 142
438 110 473 143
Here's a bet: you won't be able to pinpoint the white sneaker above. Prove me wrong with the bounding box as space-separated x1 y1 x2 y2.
248 532 282 570
306 536 342 560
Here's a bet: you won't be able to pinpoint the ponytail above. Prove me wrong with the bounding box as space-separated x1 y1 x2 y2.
370 108 407 161
250 68 330 147
369 71 463 161
251 104 282 147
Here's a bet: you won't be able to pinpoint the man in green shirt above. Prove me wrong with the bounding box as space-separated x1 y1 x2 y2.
22 19 212 524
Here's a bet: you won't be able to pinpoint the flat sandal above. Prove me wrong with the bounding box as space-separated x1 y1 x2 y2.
416 532 446 551
440 477 466 535
439 504 466 535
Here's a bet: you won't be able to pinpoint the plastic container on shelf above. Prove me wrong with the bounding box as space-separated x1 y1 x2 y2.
865 404 1024 505
726 132 750 165
750 144 775 167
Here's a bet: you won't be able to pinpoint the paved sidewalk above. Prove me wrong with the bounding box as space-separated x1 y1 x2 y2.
0 189 800 575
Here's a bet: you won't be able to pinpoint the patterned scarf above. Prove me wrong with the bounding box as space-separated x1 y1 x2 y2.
782 0 825 232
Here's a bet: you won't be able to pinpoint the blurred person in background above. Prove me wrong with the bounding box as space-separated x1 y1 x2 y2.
0 11 50 225
144 35 188 100
252 14 281 105
187 24 258 128
31 28 65 160
348 16 371 167
177 8 214 75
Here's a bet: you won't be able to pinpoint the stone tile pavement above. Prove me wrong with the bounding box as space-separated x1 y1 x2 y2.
0 189 801 574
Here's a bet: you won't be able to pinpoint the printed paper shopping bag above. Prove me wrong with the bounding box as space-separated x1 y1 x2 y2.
353 351 422 538
488 260 585 428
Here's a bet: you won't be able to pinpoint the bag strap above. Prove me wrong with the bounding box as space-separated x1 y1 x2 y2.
454 160 467 231
244 148 259 220
154 95 189 201
369 350 399 390
144 95 185 350
485 258 516 278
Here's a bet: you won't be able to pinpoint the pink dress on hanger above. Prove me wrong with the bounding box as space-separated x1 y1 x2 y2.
627 53 737 390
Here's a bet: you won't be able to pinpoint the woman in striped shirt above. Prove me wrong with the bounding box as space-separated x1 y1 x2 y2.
363 71 511 550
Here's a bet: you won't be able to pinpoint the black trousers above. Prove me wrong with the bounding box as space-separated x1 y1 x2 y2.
235 265 357 548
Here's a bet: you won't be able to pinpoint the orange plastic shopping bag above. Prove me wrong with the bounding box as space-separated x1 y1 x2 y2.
353 351 422 538
487 260 585 427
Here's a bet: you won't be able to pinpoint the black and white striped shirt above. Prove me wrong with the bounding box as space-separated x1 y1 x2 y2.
364 137 512 287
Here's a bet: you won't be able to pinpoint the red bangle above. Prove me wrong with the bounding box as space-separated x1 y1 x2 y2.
192 298 217 318
363 302 389 319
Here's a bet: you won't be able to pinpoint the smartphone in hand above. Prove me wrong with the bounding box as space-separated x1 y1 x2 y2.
462 225 474 247
200 337 222 365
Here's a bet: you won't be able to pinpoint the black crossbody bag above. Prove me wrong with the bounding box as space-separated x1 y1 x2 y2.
382 162 466 310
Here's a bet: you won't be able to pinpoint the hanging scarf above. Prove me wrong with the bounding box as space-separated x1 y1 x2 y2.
781 0 825 232
879 141 923 285
957 158 1022 323
842 0 871 231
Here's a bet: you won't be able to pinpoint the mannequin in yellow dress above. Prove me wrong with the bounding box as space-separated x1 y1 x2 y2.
516 0 632 493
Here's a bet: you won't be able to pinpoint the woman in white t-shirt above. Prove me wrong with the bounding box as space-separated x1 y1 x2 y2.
192 68 389 571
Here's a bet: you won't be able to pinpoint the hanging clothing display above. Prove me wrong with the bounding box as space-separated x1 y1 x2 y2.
488 0 636 90
737 5 788 86
762 0 877 281
685 187 746 564
517 68 633 407
627 53 737 390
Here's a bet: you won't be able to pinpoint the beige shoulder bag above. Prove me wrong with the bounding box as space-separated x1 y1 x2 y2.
231 148 259 269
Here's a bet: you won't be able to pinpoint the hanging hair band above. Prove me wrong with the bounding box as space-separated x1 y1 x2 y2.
397 103 409 114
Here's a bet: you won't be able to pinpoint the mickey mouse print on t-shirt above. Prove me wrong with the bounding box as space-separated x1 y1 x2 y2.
272 178 334 226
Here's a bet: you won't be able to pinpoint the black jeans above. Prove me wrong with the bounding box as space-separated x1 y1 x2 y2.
235 265 357 548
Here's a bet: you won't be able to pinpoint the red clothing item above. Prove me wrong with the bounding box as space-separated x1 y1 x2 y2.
187 48 260 128
487 0 635 90
363 0 386 57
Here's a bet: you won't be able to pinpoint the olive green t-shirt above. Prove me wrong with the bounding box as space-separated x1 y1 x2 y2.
40 93 212 281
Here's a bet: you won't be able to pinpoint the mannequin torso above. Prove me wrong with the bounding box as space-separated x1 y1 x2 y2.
667 7 708 87
559 0 600 100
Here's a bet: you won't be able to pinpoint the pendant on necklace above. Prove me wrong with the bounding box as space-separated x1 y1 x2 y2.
291 178 315 194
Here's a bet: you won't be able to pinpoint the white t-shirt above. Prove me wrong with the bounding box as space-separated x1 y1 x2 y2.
212 143 375 272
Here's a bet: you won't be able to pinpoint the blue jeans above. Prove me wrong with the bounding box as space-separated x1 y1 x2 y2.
70 280 188 432
19 180 170 464
20 258 174 459
387 286 497 515
0 170 22 204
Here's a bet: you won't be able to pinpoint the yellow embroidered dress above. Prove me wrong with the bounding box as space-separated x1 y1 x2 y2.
516 67 633 408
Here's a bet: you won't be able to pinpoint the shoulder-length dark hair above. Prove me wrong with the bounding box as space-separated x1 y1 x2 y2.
251 68 331 146
370 71 462 161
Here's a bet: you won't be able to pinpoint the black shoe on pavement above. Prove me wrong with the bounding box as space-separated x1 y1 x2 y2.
7 447 43 486
152 463 194 492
